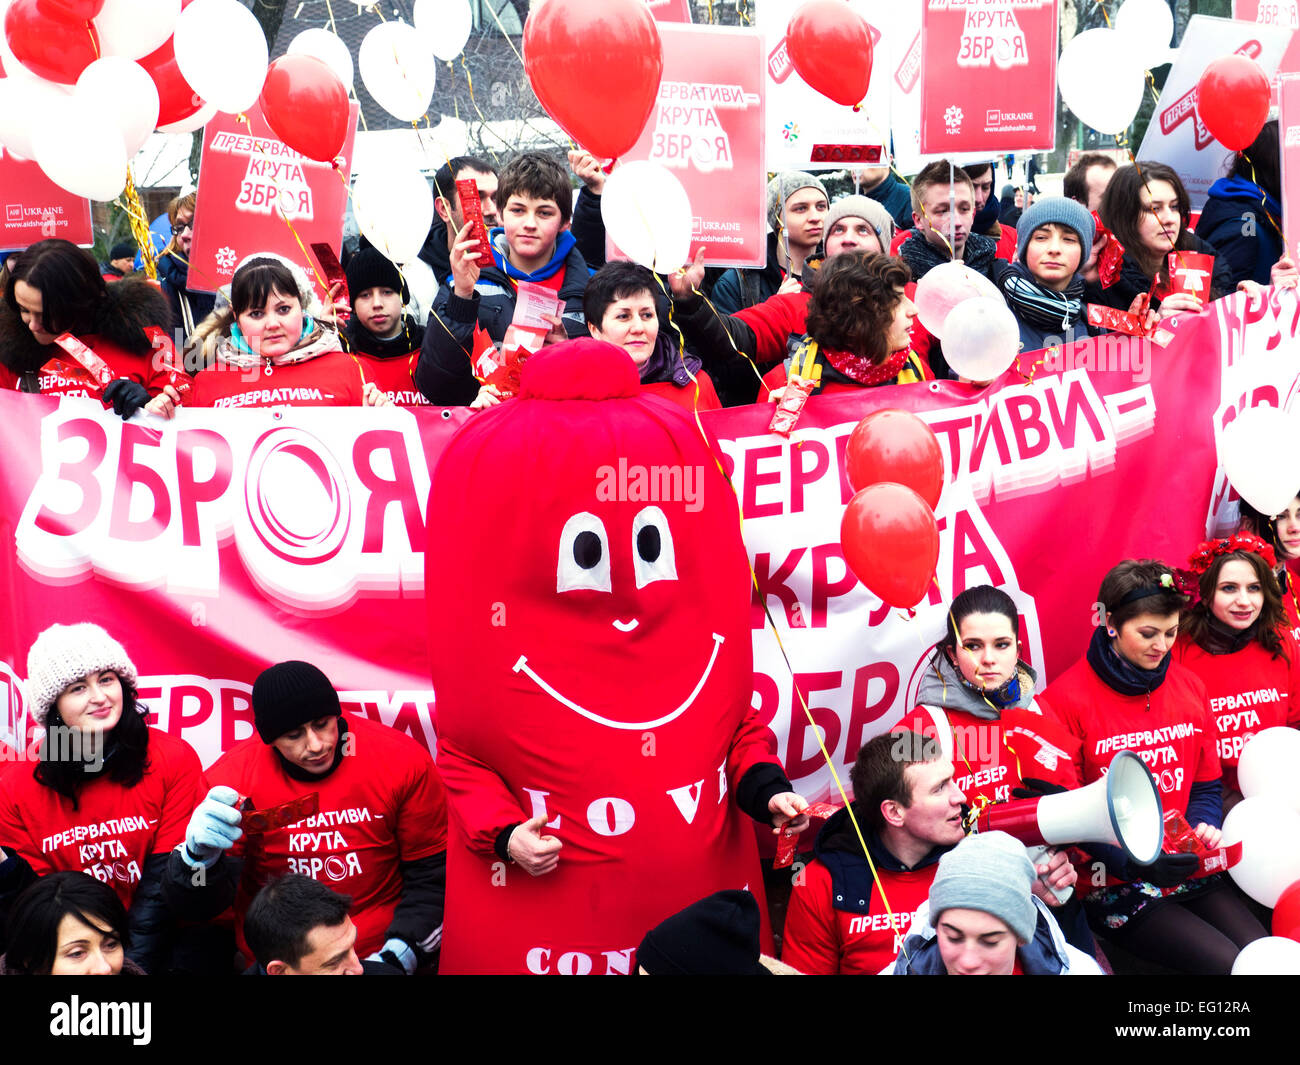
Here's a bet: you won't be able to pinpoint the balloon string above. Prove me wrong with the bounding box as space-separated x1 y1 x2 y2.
479 0 527 69
1243 152 1285 249
453 55 522 154
116 167 159 282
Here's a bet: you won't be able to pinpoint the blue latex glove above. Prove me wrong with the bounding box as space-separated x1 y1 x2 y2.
182 785 243 870
366 937 417 975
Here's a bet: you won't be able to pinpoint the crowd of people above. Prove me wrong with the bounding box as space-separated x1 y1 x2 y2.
0 131 1298 975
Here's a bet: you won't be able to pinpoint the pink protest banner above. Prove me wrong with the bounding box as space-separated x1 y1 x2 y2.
1235 0 1300 100
188 101 359 295
1281 74 1300 259
0 147 93 251
644 0 691 21
616 23 767 268
919 0 1058 155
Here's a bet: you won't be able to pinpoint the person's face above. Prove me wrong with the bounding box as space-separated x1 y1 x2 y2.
55 669 124 734
1273 499 1300 561
970 171 994 210
271 715 339 775
354 285 404 339
1084 164 1115 213
1013 189 1024 208
589 290 659 368
1112 611 1179 670
824 216 883 259
173 208 194 255
951 612 1019 692
1024 223 1083 292
49 913 125 975
502 193 566 270
781 187 828 251
915 182 974 257
896 759 966 848
111 257 135 275
1137 179 1182 257
853 164 890 193
1211 558 1265 631
273 917 364 975
449 167 499 229
13 278 56 345
236 287 305 361
936 908 1018 976
886 287 917 353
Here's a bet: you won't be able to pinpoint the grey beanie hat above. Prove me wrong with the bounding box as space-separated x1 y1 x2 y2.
26 623 138 723
822 195 896 251
1015 196 1094 266
766 171 829 231
928 831 1038 943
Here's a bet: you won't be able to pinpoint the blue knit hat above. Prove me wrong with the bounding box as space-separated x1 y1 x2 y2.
1015 196 1094 266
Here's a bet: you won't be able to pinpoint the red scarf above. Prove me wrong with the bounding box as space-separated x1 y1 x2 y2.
819 344 910 386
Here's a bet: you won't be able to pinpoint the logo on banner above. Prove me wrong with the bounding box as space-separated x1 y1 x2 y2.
944 105 964 133
651 80 761 172
956 0 1028 70
1160 40 1262 149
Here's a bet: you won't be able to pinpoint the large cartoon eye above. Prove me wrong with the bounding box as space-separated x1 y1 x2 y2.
631 506 677 589
557 512 611 593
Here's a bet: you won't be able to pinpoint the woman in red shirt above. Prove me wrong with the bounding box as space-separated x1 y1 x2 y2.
1175 533 1300 805
1038 559 1266 973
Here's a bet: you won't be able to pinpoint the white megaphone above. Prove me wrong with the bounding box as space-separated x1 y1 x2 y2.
974 751 1164 900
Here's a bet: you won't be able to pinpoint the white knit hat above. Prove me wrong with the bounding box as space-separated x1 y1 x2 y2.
26 624 138 722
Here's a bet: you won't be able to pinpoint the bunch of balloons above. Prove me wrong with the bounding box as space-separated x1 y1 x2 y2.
839 410 944 609
913 262 1019 383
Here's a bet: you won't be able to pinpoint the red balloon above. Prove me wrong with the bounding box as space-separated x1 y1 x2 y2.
523 0 662 160
840 483 938 609
846 409 944 508
36 0 104 18
1196 56 1270 151
139 33 203 127
1274 879 1300 942
4 0 100 84
786 0 874 107
259 56 349 163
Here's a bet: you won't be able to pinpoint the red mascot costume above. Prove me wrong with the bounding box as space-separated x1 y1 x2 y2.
426 338 788 975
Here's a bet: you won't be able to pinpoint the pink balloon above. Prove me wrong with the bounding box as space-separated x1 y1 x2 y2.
913 260 1002 339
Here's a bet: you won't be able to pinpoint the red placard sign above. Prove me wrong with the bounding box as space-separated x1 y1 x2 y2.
0 148 92 251
644 0 691 21
1281 74 1300 260
616 24 766 269
919 0 1058 154
1235 0 1300 100
188 101 359 295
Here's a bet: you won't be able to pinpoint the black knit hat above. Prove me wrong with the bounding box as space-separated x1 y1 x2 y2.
344 248 408 309
635 890 770 975
109 241 137 261
252 661 342 743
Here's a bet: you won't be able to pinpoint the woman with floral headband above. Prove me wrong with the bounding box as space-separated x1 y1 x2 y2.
1037 558 1266 974
1174 533 1300 806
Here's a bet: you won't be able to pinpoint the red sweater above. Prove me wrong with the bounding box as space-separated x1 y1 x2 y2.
1175 634 1300 792
190 351 367 408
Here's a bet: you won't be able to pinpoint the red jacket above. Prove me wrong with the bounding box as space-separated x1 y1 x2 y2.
37 331 193 403
641 372 721 412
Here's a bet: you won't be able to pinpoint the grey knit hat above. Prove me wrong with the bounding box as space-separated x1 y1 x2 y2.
928 831 1038 943
26 623 138 722
823 195 896 252
767 171 829 231
1015 196 1094 266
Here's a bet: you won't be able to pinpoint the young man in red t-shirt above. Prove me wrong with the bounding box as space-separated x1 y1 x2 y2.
173 661 447 973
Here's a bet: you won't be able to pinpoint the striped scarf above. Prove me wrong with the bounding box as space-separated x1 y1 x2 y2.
995 260 1085 333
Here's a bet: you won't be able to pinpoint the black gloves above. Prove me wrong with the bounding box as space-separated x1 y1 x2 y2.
1011 777 1070 800
103 378 150 418
1135 851 1200 888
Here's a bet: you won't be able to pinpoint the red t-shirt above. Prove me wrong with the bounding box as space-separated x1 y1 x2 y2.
1175 635 1300 791
206 714 448 957
189 351 367 408
0 729 204 908
782 858 937 975
355 352 430 407
36 333 193 402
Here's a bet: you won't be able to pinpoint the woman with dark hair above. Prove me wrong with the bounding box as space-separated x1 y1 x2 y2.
1236 495 1300 641
0 238 189 419
2 871 141 975
154 191 216 346
0 624 207 974
1038 559 1266 974
1175 534 1300 803
1094 163 1235 316
187 253 388 408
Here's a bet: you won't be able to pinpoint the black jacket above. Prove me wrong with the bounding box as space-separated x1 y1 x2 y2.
1086 231 1234 312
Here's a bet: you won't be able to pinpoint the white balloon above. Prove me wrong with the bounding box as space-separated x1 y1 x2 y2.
1219 406 1300 517
601 161 693 275
1232 936 1300 975
1238 727 1300 811
95 0 181 60
414 0 474 63
173 0 269 114
353 161 434 265
0 76 72 162
76 58 160 157
941 297 1021 383
1058 28 1145 135
33 96 129 201
913 260 1003 339
158 101 218 135
1223 796 1300 907
1114 0 1175 71
289 28 354 91
359 22 436 124
402 257 437 324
